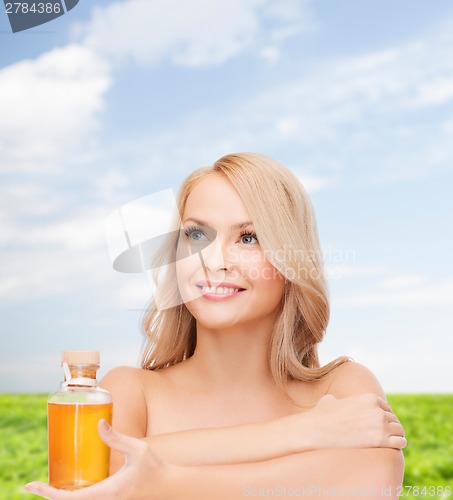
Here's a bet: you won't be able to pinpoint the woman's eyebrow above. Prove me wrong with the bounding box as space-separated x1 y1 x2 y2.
232 221 254 229
183 217 254 229
182 217 208 226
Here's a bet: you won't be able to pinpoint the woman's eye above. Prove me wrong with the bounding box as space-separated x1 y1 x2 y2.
240 233 258 244
185 227 207 241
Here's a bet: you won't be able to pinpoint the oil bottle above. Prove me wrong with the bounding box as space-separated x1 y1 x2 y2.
47 351 113 490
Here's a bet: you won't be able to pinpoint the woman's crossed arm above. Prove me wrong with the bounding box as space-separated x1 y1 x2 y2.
24 424 404 500
24 362 405 499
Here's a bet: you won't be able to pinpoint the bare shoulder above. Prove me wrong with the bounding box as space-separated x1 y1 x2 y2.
99 366 154 437
326 360 386 399
100 365 148 399
100 366 163 473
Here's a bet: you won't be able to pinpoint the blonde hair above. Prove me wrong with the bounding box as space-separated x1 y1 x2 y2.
141 153 349 394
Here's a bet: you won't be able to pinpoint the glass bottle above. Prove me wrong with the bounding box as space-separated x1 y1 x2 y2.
47 350 113 490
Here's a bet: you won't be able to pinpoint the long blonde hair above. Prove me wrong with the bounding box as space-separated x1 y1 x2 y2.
141 152 348 392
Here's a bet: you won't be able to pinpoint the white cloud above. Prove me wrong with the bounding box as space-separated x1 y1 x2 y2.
0 203 117 302
320 343 453 393
2 205 109 250
0 184 68 228
336 279 453 307
0 246 110 302
325 265 389 279
75 0 312 67
112 276 152 311
252 39 453 140
94 170 131 199
259 46 280 63
381 274 424 289
0 44 111 173
264 0 316 40
296 174 333 192
0 185 178 302
0 353 61 392
408 75 453 108
0 346 142 392
118 23 453 186
36 212 107 250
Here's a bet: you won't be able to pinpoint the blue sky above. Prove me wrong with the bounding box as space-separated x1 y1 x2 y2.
1 0 452 393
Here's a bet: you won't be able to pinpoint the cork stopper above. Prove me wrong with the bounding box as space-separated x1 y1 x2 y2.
61 351 100 366
61 351 100 382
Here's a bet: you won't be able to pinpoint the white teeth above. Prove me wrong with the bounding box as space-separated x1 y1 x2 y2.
200 286 240 294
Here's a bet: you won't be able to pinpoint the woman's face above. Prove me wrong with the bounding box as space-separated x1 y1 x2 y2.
176 174 285 331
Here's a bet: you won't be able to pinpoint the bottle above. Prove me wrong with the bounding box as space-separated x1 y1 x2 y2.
47 351 113 490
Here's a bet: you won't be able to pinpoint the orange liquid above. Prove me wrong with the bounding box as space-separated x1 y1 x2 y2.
48 402 113 490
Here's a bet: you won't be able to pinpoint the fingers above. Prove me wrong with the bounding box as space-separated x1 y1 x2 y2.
24 476 119 500
97 419 146 459
376 398 406 449
98 420 160 469
24 482 76 499
388 420 405 435
380 400 403 429
386 435 408 449
23 482 55 499
384 410 400 423
377 397 391 412
384 419 406 449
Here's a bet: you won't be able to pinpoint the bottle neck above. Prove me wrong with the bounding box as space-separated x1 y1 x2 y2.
62 362 98 387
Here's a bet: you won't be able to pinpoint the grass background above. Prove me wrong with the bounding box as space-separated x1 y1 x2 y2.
1 394 452 499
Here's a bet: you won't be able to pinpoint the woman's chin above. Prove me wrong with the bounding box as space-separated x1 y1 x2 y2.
189 310 243 331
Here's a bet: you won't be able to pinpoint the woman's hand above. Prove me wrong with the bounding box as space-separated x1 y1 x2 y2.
24 420 176 500
23 393 405 499
291 393 407 452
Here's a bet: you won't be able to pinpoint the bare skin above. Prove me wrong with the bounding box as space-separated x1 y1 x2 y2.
101 360 405 471
24 362 405 499
24 175 405 498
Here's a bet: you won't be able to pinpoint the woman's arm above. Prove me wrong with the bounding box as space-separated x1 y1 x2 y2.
101 363 405 469
170 448 404 500
144 392 404 466
165 360 405 499
25 360 405 500
24 424 404 500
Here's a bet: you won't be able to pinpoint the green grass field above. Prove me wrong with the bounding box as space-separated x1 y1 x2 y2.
1 394 452 499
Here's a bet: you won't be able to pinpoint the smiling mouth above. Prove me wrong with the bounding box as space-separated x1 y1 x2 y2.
196 285 245 295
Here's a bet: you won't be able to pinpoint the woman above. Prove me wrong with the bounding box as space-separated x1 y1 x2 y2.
26 153 406 499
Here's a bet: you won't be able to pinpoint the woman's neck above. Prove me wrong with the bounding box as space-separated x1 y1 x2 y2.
185 320 276 391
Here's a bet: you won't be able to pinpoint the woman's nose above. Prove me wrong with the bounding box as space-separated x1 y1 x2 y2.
201 237 229 272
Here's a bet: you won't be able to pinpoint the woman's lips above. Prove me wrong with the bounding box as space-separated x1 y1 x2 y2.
194 282 246 300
